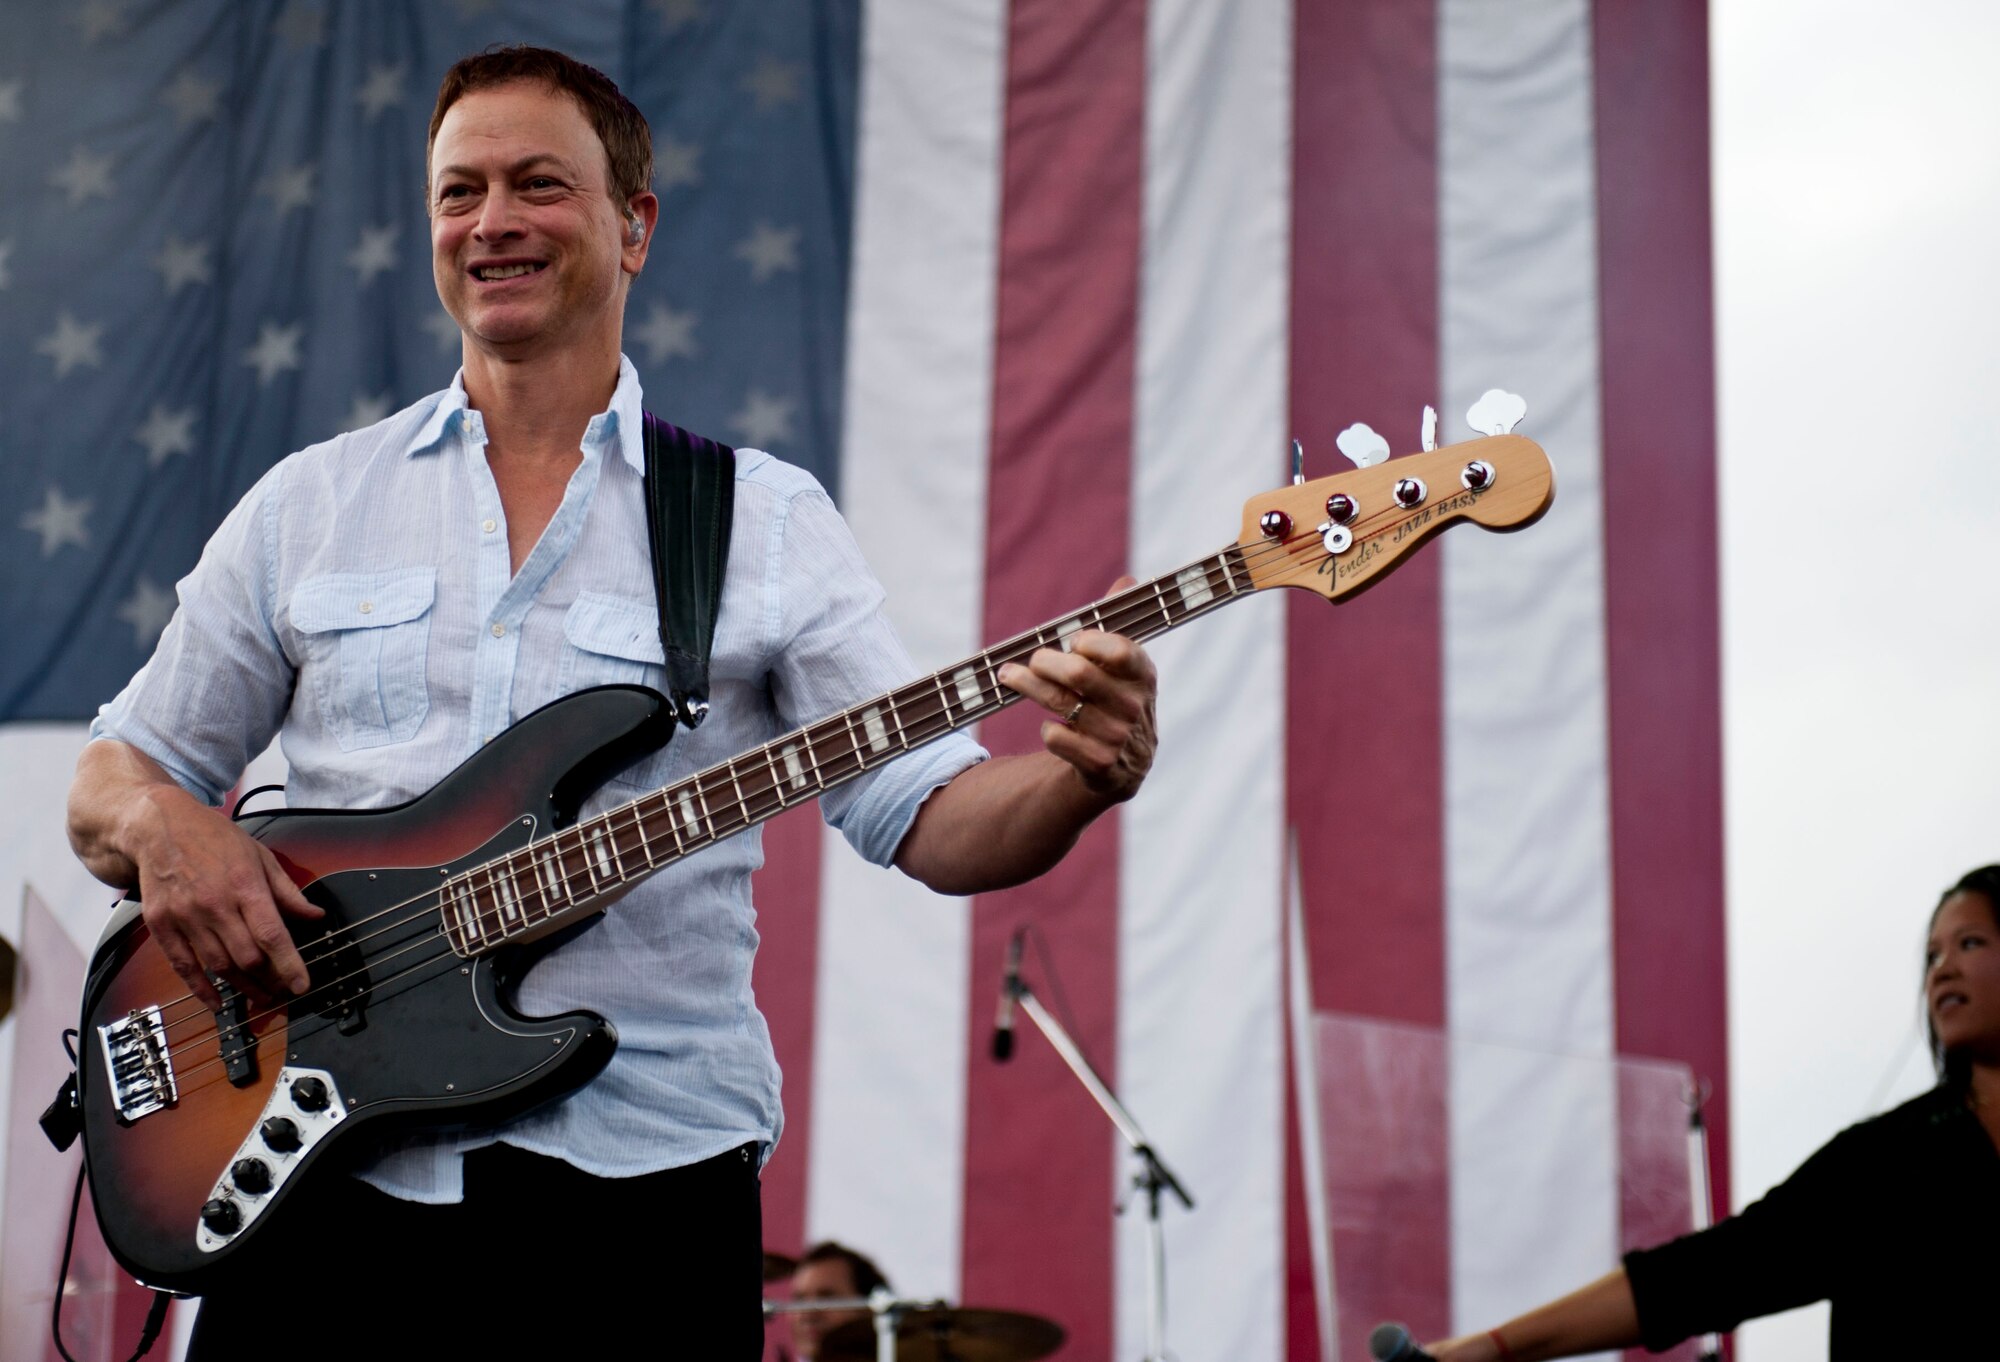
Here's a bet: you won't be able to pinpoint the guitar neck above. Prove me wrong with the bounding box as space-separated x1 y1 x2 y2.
439 545 1254 955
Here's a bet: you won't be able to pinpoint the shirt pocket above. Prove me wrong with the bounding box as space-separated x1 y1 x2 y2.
557 592 665 694
558 593 669 794
291 568 437 751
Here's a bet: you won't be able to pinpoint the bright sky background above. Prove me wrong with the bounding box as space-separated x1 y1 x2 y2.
1716 1 2000 1354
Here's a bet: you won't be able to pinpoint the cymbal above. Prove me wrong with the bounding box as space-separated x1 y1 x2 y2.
818 1307 1064 1362
763 1250 799 1283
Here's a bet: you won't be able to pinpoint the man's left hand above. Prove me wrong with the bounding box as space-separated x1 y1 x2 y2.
998 576 1158 804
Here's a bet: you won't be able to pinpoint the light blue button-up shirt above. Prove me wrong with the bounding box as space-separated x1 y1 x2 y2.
93 357 985 1200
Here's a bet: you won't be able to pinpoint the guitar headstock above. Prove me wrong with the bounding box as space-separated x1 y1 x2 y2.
1237 429 1553 602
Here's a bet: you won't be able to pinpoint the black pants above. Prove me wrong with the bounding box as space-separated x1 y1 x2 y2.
187 1141 764 1360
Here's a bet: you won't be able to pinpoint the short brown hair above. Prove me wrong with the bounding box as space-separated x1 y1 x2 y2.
798 1241 890 1298
427 46 653 209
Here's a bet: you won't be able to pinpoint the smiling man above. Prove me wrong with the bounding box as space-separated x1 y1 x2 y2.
67 46 1159 1359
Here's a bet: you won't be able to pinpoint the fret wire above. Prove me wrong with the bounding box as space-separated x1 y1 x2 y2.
662 790 690 855
633 798 655 868
691 781 713 845
727 757 754 827
841 710 868 772
455 551 1265 949
764 747 789 810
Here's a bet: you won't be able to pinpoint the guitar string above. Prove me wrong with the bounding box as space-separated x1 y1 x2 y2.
146 560 1254 1063
143 534 1290 1057
138 482 1476 1054
141 502 1404 1057
143 515 1361 1057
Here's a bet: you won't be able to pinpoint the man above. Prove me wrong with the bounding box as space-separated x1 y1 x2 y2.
788 1242 890 1361
66 47 1157 1359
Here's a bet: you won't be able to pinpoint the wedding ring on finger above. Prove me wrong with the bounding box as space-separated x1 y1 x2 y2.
1062 699 1086 726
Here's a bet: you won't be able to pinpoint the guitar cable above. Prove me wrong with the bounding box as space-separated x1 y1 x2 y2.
49 1029 174 1362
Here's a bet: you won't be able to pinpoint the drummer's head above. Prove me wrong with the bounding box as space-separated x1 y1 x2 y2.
790 1241 889 1359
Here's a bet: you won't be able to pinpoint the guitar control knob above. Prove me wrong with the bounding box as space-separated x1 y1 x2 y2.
290 1076 330 1112
200 1198 242 1236
1393 477 1427 509
231 1158 273 1195
260 1116 303 1154
1258 509 1291 539
1324 493 1358 525
1461 460 1495 491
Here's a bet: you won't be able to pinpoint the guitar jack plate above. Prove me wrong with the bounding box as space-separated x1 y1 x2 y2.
195 1065 346 1253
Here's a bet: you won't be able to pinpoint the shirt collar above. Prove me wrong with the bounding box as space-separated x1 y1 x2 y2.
404 355 647 468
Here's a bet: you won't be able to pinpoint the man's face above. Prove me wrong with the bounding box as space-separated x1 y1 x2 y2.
427 81 652 356
789 1258 869 1360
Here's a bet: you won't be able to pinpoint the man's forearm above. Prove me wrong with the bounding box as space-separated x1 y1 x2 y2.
67 739 191 889
893 752 1121 896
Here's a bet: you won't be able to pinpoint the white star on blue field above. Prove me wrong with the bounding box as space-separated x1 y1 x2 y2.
0 3 859 719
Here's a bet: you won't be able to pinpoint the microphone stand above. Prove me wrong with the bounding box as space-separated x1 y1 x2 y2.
1684 1082 1722 1362
1009 978 1194 1362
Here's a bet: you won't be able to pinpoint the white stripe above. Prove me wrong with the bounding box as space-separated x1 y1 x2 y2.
1439 0 1619 1337
1288 841 1339 1362
1119 0 1291 1355
806 0 1008 1303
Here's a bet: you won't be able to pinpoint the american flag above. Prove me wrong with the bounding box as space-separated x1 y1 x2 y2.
0 3 1724 1359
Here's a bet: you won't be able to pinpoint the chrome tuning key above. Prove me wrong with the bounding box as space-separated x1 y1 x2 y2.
1421 405 1437 453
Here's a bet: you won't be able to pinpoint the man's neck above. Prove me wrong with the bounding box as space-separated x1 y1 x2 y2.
460 331 623 462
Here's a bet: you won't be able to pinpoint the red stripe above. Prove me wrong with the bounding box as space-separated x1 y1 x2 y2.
958 0 1146 1354
1589 0 1732 1306
1286 0 1445 1347
749 804 825 1261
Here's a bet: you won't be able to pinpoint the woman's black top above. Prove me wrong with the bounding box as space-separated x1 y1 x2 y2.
1624 1086 1999 1356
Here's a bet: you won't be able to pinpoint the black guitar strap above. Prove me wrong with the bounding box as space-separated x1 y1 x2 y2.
641 411 735 729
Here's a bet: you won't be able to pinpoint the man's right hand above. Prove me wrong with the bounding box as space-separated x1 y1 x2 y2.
131 787 322 1008
69 740 322 1010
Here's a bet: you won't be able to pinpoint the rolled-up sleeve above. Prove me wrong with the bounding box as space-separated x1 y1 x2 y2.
762 478 986 867
90 463 295 807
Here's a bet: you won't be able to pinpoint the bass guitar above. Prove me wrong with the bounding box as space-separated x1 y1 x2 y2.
77 404 1552 1291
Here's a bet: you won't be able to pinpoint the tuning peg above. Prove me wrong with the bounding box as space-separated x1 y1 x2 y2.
1335 422 1390 469
1291 438 1305 486
1421 405 1437 452
1466 389 1527 436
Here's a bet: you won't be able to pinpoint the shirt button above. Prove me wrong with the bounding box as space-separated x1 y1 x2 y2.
358 601 373 614
482 518 497 534
491 622 506 638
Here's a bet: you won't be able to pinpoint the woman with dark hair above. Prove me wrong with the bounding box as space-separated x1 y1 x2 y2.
1423 865 2000 1360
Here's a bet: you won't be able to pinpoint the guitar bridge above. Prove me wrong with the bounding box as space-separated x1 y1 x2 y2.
98 1005 178 1121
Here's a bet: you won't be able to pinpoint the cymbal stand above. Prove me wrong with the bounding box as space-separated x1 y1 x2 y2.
1011 980 1193 1362
764 1290 946 1362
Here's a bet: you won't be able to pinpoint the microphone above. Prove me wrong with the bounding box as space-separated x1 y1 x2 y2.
991 928 1024 1061
1368 1324 1438 1362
